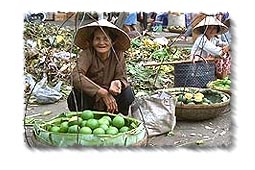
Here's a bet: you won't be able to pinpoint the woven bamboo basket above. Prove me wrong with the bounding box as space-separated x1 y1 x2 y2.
162 87 231 121
168 28 186 34
173 60 216 88
33 111 147 147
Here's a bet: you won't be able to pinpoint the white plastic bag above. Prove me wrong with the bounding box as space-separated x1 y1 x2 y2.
25 74 63 104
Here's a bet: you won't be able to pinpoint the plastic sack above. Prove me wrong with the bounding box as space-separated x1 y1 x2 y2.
25 74 63 104
130 91 176 137
153 37 168 45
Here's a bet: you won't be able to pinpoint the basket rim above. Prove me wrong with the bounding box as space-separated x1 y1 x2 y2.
206 81 231 94
158 87 231 109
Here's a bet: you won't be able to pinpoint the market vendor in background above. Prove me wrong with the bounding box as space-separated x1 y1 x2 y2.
67 19 134 116
216 12 232 44
191 15 231 79
122 12 141 38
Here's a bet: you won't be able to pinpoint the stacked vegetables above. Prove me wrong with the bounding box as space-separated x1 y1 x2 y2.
207 77 231 94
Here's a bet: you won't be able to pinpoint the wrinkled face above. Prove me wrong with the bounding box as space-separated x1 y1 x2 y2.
206 25 218 36
92 28 112 56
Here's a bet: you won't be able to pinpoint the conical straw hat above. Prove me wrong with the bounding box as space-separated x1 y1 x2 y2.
193 16 228 35
74 19 131 51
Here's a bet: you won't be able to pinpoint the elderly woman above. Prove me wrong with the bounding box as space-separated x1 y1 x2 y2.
191 15 231 79
67 19 134 115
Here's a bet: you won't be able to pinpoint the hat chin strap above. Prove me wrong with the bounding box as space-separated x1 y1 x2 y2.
111 41 116 46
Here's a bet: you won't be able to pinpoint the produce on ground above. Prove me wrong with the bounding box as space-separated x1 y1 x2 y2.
207 77 231 91
24 22 191 103
174 88 229 105
41 110 138 136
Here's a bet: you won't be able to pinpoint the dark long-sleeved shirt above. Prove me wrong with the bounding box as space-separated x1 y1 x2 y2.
71 48 129 99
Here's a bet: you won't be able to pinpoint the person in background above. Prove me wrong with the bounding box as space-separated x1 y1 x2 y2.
221 17 231 44
191 15 231 79
181 12 196 41
137 12 148 31
216 12 231 44
67 19 135 115
137 12 157 34
122 12 140 38
154 12 168 28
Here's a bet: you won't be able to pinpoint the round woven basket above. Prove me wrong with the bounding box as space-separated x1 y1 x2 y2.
163 87 231 121
168 28 186 34
33 111 147 147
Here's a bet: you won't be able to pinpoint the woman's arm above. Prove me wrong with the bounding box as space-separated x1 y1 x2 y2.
113 51 129 89
198 35 224 57
71 50 101 97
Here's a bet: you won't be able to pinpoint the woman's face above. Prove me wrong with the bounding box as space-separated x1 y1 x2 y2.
92 28 112 56
206 26 218 36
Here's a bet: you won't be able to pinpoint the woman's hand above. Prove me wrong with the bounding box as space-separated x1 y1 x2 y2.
97 88 118 113
109 80 122 96
222 45 230 53
220 45 230 58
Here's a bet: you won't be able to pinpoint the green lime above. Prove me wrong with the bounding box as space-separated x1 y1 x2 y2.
81 110 94 120
119 126 130 133
224 84 230 90
86 119 99 130
93 128 105 135
101 115 112 123
59 121 69 133
177 94 186 102
112 115 125 129
50 126 60 133
80 120 87 127
98 118 110 126
106 126 118 135
68 125 79 133
99 124 109 131
80 126 92 134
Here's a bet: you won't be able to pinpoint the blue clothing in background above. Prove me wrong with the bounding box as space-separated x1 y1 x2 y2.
124 13 137 25
155 12 168 27
221 31 232 44
185 13 193 28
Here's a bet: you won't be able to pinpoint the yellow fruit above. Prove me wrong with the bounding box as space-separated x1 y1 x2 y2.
194 96 203 103
143 39 154 47
194 92 204 99
184 93 193 100
68 116 83 126
56 35 64 43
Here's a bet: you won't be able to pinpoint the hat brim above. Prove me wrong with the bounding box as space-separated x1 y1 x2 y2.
193 16 228 35
74 19 131 51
